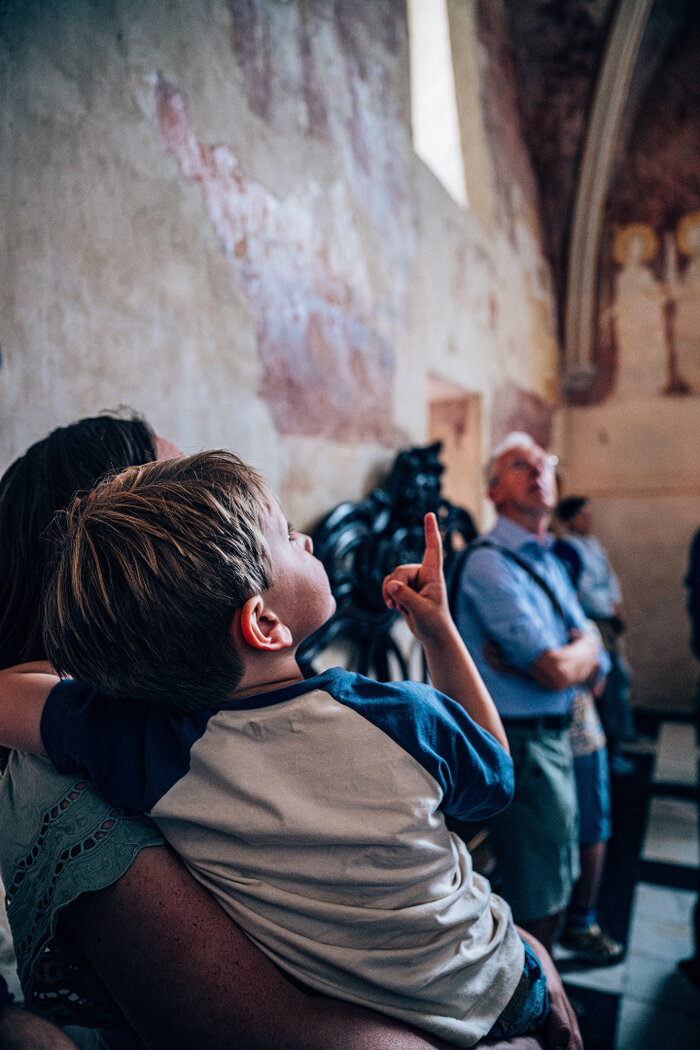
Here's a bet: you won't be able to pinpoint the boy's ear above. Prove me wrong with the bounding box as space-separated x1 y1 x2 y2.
238 596 293 652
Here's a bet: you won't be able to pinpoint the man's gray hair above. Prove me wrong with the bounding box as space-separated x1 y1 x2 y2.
486 432 539 487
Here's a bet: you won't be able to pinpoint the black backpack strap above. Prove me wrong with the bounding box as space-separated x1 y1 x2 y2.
446 538 496 618
446 544 472 619
553 538 583 589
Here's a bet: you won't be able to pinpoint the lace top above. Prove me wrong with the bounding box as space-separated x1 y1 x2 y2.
0 750 163 1045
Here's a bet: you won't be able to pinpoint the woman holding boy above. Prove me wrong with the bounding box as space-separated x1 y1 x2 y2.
0 414 579 1050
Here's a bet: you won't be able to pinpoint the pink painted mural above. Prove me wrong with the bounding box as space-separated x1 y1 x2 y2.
153 1 414 444
490 381 554 452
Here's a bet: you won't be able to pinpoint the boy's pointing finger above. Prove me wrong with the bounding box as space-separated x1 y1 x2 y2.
422 512 443 573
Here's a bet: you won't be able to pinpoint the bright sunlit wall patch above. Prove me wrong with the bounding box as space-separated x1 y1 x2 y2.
407 0 468 209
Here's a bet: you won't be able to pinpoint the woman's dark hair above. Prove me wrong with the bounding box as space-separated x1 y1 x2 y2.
0 412 157 669
555 496 588 524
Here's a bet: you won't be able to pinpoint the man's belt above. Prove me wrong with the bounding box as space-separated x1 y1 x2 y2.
501 714 572 731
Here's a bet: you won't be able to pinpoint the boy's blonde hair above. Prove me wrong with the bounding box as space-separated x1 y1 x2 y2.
43 450 274 712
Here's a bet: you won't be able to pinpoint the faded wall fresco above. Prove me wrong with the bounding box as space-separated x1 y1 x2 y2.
561 9 700 713
155 1 416 445
675 212 700 392
1 0 560 531
154 69 405 444
222 0 416 444
588 9 700 404
609 217 700 400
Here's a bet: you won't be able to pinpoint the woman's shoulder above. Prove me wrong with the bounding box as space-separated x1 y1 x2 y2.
0 750 164 1011
0 751 165 890
0 750 146 847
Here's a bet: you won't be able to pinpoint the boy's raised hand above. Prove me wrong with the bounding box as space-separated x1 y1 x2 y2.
382 513 451 642
383 514 509 752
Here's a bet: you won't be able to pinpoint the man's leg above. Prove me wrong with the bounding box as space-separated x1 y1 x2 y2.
561 748 624 964
569 840 607 920
487 726 579 946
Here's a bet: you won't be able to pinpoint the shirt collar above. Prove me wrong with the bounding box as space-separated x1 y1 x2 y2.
491 515 554 553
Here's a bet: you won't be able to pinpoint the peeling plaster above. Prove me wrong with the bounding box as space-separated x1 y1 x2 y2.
154 74 402 443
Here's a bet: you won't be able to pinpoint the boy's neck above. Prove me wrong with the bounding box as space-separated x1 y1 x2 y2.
230 651 306 700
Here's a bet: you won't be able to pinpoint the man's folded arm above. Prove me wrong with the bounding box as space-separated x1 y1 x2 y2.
529 633 601 692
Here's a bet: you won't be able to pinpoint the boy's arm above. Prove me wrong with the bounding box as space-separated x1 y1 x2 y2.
382 514 509 754
0 662 57 754
0 1003 82 1050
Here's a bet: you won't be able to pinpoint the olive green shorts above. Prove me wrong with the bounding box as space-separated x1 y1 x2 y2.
487 724 579 925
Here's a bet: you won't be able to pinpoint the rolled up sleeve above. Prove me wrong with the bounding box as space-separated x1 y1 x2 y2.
462 549 569 670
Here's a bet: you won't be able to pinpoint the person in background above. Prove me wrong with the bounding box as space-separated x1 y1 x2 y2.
558 681 624 965
554 497 636 776
454 433 609 955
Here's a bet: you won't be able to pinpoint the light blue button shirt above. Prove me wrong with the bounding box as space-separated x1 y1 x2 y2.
455 516 609 719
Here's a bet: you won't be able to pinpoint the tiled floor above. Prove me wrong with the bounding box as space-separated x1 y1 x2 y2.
556 719 700 1049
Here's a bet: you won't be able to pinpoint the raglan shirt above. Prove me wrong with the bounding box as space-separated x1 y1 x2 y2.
41 667 523 1047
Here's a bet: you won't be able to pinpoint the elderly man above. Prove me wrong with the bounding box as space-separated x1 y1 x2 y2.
454 433 609 953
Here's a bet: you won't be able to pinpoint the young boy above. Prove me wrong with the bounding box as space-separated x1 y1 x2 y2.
0 451 547 1047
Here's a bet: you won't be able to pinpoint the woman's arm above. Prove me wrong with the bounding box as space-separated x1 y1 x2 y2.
65 844 552 1050
64 843 453 1050
0 662 56 753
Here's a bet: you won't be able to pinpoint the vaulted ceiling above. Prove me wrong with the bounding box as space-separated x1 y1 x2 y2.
499 0 699 399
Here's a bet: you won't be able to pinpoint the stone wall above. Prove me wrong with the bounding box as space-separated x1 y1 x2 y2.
1 0 558 534
563 401 699 712
561 10 700 713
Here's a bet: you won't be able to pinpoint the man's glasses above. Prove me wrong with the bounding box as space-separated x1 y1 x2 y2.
502 453 559 474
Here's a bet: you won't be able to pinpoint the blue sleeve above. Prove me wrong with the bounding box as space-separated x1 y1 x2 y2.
332 674 514 822
577 545 622 619
41 680 209 812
